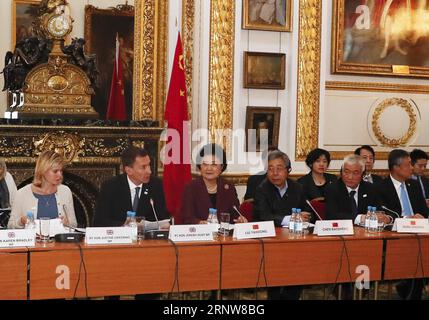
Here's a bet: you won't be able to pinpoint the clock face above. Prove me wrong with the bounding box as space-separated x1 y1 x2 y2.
47 14 71 38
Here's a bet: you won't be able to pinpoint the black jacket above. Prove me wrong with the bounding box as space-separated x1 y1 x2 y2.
297 172 337 200
93 174 169 227
325 179 379 221
376 176 429 219
244 172 266 201
254 178 311 226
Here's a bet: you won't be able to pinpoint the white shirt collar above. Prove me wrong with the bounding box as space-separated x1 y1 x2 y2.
346 184 359 194
127 176 143 191
390 175 404 190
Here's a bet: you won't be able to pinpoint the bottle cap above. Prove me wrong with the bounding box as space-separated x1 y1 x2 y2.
209 208 217 214
127 211 136 217
26 211 33 218
296 208 301 213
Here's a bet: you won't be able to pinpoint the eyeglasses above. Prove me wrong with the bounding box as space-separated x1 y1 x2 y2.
268 166 287 173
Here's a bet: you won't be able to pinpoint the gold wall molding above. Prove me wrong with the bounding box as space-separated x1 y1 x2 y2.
295 0 322 161
330 151 390 161
182 0 195 118
208 0 235 143
326 81 429 94
134 0 168 121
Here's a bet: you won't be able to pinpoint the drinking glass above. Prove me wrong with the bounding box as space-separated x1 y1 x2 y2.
136 216 146 240
218 212 230 237
39 217 50 242
375 211 385 232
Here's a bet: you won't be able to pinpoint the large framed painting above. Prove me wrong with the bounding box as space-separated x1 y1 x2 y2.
332 0 429 78
244 51 286 89
245 106 281 152
84 4 134 119
12 0 40 48
242 0 292 32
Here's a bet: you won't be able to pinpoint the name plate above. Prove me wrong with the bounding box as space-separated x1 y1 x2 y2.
169 224 215 242
233 221 276 240
0 229 36 248
85 227 132 245
314 220 354 236
392 218 429 234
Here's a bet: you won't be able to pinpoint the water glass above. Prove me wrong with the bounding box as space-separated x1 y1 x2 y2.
39 217 50 242
218 212 230 236
375 211 385 232
136 216 146 240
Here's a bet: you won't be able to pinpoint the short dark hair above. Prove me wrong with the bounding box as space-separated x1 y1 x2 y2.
354 145 375 158
196 143 227 173
267 150 291 170
305 148 331 168
410 149 429 165
121 146 149 168
388 149 409 171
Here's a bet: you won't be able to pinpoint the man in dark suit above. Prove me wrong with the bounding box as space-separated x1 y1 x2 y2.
93 146 169 300
243 146 278 201
325 154 387 225
354 145 383 185
254 150 310 300
94 146 170 227
410 149 429 207
377 149 429 300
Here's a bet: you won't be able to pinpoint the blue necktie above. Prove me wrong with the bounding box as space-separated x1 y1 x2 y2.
400 183 413 217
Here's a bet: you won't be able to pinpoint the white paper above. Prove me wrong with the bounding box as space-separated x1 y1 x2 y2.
35 218 69 237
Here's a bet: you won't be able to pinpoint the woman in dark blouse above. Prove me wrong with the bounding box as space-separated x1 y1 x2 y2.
297 148 337 201
181 143 247 224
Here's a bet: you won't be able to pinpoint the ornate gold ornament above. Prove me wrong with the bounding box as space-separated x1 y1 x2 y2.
34 131 84 163
371 98 418 147
295 0 322 160
208 0 235 144
21 0 98 118
182 0 195 118
133 0 168 121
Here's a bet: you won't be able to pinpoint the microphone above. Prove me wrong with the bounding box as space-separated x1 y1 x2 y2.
145 198 169 239
305 200 323 221
381 205 400 219
232 205 247 221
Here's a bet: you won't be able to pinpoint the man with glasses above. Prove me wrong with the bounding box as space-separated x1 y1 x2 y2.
254 150 310 300
377 149 428 300
410 149 429 207
325 154 388 225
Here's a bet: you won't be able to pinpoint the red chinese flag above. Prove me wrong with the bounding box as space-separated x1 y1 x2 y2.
106 34 126 120
163 33 192 224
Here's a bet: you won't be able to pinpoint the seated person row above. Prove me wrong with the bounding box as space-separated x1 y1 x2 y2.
181 143 247 224
410 148 429 205
8 150 77 229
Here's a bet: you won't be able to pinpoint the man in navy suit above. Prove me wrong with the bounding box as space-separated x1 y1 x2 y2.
377 149 429 300
94 146 170 227
325 154 389 225
410 149 429 207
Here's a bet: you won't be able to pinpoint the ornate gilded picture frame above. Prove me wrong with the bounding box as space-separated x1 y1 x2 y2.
84 4 135 120
244 52 286 89
242 0 292 32
12 0 40 48
245 106 281 152
332 0 429 78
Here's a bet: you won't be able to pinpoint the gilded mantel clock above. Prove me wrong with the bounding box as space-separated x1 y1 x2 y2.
20 0 98 119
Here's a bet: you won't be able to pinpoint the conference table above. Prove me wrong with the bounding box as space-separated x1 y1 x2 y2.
0 227 428 299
